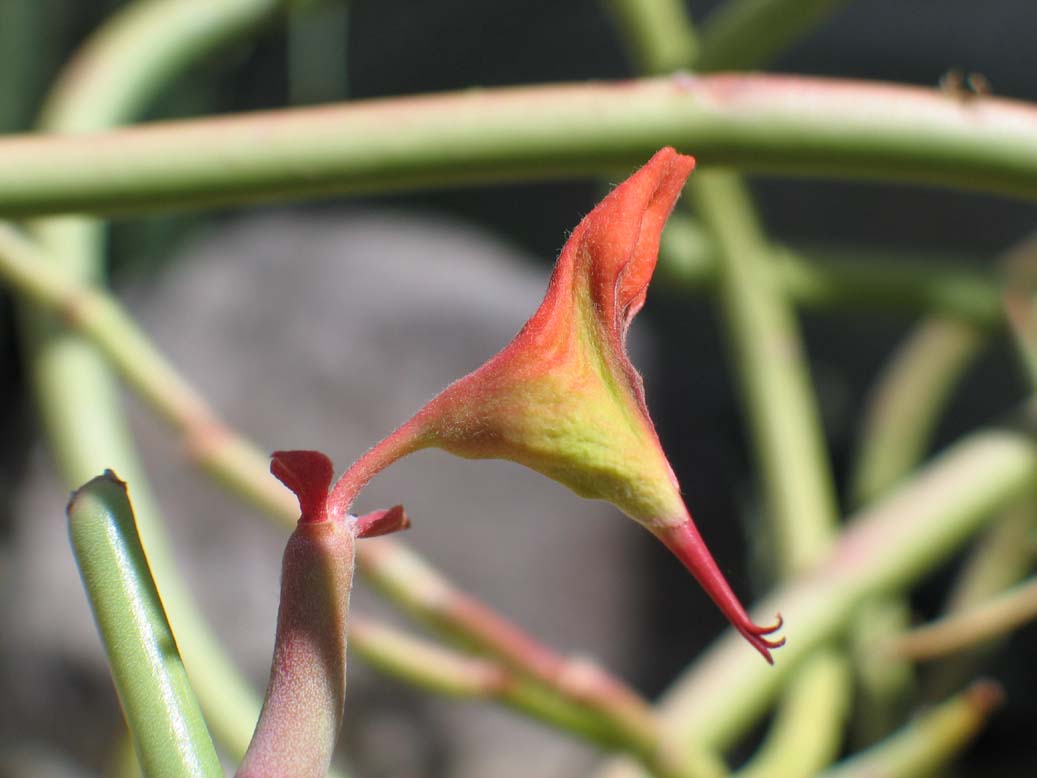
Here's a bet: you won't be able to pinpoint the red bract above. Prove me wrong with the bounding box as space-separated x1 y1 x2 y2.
329 148 783 662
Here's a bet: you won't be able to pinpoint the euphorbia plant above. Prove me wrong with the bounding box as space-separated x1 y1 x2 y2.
238 450 409 778
327 147 784 662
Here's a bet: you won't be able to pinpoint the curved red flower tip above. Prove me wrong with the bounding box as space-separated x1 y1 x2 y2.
271 450 335 524
656 522 785 664
329 148 784 661
354 505 411 538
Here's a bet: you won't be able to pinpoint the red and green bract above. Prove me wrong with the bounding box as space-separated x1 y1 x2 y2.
328 147 784 663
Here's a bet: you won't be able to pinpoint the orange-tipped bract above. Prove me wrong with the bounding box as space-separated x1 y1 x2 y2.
330 148 784 662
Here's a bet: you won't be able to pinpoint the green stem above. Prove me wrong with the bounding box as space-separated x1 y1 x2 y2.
690 170 837 576
67 472 222 778
945 501 1037 615
17 0 307 761
850 319 986 504
924 500 1037 696
603 0 699 74
891 577 1037 661
349 617 708 776
732 649 850 778
696 0 850 71
0 220 676 772
3 75 1037 216
816 682 1002 778
658 426 1034 759
659 217 1003 328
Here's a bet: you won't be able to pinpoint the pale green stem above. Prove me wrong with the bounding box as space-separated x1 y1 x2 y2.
845 318 984 739
349 617 510 699
846 601 915 747
690 170 838 576
847 241 1037 718
598 427 1036 776
688 171 845 778
3 75 1037 216
945 501 1037 615
17 0 309 761
659 217 1003 328
924 500 1037 696
890 577 1037 661
67 472 222 778
733 649 851 778
1005 285 1037 390
850 319 987 504
816 682 1002 778
347 617 672 768
696 0 851 71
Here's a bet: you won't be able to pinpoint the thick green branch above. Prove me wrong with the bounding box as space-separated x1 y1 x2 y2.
3 75 1037 216
68 472 222 778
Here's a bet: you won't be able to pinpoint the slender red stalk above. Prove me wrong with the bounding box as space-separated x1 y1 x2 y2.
655 521 784 663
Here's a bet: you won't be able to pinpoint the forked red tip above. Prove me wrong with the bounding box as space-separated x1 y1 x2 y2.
271 450 335 524
354 505 411 538
655 519 786 664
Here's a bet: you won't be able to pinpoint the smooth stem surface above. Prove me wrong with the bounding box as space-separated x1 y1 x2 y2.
659 217 1003 328
348 618 688 772
67 472 222 778
603 0 698 74
891 578 1037 661
924 501 1037 696
690 170 837 576
945 502 1037 614
732 649 850 778
816 682 1002 778
4 75 1037 216
17 0 304 761
696 0 850 71
851 319 987 504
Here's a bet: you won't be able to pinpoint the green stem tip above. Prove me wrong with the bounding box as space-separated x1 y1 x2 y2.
67 471 222 778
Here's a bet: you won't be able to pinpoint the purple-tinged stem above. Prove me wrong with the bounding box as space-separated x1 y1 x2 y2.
236 516 356 778
237 451 356 778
